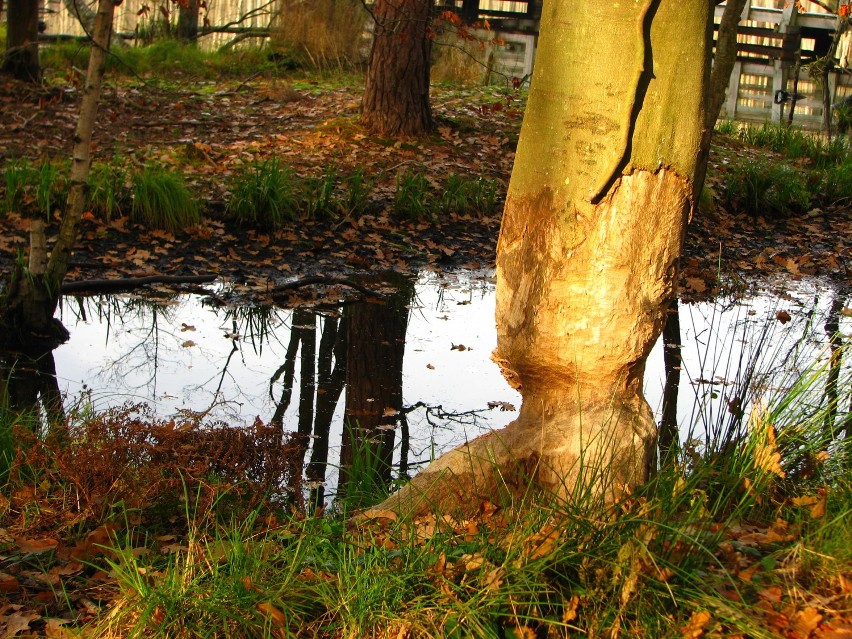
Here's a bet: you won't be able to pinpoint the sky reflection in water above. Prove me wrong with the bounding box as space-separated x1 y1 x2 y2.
53 271 851 482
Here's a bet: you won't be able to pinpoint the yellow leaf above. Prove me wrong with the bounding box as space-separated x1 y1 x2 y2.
680 610 711 638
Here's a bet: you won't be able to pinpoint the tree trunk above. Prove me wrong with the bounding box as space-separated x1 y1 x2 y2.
706 0 747 129
821 16 849 139
177 0 200 42
63 0 96 36
2 0 40 83
366 0 711 518
1 0 116 344
360 0 433 138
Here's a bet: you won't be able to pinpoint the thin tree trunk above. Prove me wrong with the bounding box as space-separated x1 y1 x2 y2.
360 0 433 137
659 299 682 466
821 16 849 139
706 0 747 129
1 0 116 343
2 0 40 82
367 0 711 518
63 0 96 35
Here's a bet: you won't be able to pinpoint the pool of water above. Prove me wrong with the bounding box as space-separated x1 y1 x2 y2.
5 270 851 499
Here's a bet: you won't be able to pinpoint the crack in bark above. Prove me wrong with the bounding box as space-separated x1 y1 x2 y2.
589 0 661 204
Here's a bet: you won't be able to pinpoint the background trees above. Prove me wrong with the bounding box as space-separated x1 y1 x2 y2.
2 0 40 82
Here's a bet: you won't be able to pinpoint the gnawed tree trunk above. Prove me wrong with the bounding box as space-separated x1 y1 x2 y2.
2 0 40 82
360 0 433 137
366 0 711 518
0 0 117 345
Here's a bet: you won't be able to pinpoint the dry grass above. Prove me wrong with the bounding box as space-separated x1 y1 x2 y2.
269 0 369 70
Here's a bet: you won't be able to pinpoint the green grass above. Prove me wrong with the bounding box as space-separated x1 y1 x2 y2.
131 165 200 231
227 158 300 229
1 158 67 217
41 40 289 81
88 158 130 222
303 164 340 219
718 157 811 217
394 170 433 221
2 158 30 214
718 121 851 170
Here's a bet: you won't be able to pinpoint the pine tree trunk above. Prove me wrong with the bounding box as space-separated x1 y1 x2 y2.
2 0 40 82
366 0 711 518
360 0 433 137
177 0 200 42
1 0 116 345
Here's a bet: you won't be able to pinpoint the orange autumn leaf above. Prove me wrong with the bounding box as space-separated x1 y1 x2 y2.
15 536 59 553
792 607 823 637
256 602 287 628
680 610 711 638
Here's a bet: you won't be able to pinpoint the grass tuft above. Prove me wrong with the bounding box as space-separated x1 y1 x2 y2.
227 158 299 229
131 165 200 231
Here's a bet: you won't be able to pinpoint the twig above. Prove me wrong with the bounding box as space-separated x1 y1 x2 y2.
61 273 217 293
270 276 386 299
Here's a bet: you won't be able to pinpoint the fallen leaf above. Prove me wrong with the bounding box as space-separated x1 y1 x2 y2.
792 607 822 637
15 537 59 553
680 610 711 638
776 310 792 324
181 340 196 348
256 602 287 628
0 610 40 638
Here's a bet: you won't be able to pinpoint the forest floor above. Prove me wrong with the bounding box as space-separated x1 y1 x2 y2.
1 76 851 305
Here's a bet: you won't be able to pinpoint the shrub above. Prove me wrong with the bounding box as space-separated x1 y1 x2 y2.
131 166 200 231
268 0 369 71
227 158 299 229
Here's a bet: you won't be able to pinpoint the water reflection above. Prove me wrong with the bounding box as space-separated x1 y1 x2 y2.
1 271 849 500
0 345 65 430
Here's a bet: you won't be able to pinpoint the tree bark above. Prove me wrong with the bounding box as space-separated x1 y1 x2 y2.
2 0 40 82
360 0 433 138
1 0 116 344
366 0 711 518
706 0 747 129
177 0 200 42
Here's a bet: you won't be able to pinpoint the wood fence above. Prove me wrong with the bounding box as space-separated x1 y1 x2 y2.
716 0 852 127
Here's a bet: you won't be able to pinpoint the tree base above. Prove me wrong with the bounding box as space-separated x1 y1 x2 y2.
362 395 656 519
